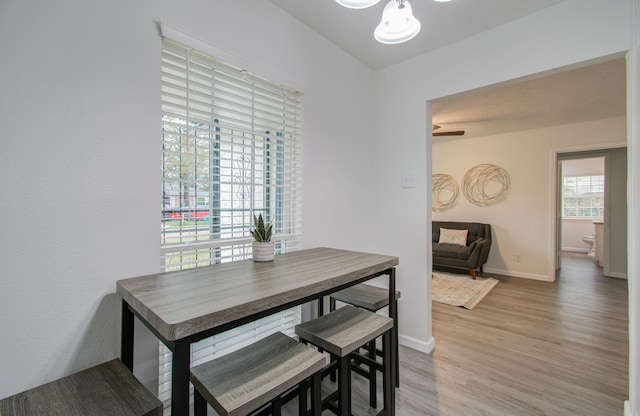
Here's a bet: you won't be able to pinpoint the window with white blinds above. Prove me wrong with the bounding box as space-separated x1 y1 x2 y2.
159 38 303 412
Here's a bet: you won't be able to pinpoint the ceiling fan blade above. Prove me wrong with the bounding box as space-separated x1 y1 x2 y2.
433 130 465 137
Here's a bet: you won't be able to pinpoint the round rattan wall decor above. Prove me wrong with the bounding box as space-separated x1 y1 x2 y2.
462 163 511 207
432 173 459 212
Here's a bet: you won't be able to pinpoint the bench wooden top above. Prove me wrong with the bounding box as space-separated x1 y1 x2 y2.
0 359 161 416
117 247 398 341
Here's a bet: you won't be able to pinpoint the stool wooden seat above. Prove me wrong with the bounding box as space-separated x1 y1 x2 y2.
330 283 401 395
330 283 400 312
295 305 394 416
0 359 161 416
190 331 325 416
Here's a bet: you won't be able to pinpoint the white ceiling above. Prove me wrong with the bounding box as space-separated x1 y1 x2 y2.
270 0 569 70
270 0 627 139
432 58 627 139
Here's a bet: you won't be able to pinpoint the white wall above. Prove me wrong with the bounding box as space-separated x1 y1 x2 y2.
0 0 379 398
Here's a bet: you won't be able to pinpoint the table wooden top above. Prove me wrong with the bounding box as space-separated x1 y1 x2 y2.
117 247 398 341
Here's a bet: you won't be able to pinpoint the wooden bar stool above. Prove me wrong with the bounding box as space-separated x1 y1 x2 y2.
330 283 401 393
190 332 325 416
295 305 394 416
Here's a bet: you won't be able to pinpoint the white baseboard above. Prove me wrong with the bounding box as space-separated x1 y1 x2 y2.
399 334 435 354
562 247 590 253
483 267 554 282
624 400 631 416
607 271 628 279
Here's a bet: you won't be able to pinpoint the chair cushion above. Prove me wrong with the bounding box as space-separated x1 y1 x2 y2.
438 228 468 246
432 243 468 260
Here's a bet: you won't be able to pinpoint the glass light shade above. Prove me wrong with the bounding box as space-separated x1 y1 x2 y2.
335 0 381 9
374 0 421 44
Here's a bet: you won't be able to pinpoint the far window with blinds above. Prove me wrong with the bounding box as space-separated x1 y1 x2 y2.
562 175 604 218
159 38 303 411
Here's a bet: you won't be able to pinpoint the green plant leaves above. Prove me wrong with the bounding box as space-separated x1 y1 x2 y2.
250 213 273 242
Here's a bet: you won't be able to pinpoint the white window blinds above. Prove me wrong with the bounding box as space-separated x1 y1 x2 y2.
159 38 303 412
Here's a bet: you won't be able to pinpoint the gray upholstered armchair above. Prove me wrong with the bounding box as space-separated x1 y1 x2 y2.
432 221 492 279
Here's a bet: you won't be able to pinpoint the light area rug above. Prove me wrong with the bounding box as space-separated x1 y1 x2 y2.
432 272 499 310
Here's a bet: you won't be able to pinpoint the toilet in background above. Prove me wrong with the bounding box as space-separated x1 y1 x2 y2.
582 235 595 257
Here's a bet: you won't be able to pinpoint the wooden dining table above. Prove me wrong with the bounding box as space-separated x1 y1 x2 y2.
117 247 399 416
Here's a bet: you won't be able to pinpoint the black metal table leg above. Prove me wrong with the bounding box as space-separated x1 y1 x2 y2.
121 300 134 371
171 340 190 416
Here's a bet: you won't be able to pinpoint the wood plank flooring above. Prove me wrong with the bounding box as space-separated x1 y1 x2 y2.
283 252 629 415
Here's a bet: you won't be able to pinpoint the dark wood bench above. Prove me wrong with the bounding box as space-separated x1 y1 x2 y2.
0 359 162 416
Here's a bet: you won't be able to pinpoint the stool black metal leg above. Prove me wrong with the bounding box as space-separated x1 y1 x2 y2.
383 330 394 416
330 352 338 382
299 378 308 415
394 323 399 388
338 355 351 416
367 340 377 408
194 389 207 416
389 268 399 388
312 371 322 416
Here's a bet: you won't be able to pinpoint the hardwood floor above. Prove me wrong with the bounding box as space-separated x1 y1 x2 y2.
283 252 629 415
419 252 628 415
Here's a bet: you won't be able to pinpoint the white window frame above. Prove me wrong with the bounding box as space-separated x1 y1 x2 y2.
562 175 604 219
159 35 303 412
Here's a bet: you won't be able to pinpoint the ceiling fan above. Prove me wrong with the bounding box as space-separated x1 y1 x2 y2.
432 125 465 137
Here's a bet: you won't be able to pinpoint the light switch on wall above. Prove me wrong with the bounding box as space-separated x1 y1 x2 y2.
401 173 416 188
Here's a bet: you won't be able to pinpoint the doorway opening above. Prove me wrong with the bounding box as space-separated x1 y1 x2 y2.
554 148 628 278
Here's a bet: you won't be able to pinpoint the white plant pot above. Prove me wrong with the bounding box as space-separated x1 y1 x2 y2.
252 241 275 262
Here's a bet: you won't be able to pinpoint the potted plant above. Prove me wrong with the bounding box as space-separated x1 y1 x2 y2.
250 213 275 262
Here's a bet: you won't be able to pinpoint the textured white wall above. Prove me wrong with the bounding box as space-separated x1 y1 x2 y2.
0 0 378 398
0 0 162 395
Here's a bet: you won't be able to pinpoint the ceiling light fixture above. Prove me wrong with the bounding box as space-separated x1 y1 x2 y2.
374 0 421 44
335 0 381 9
